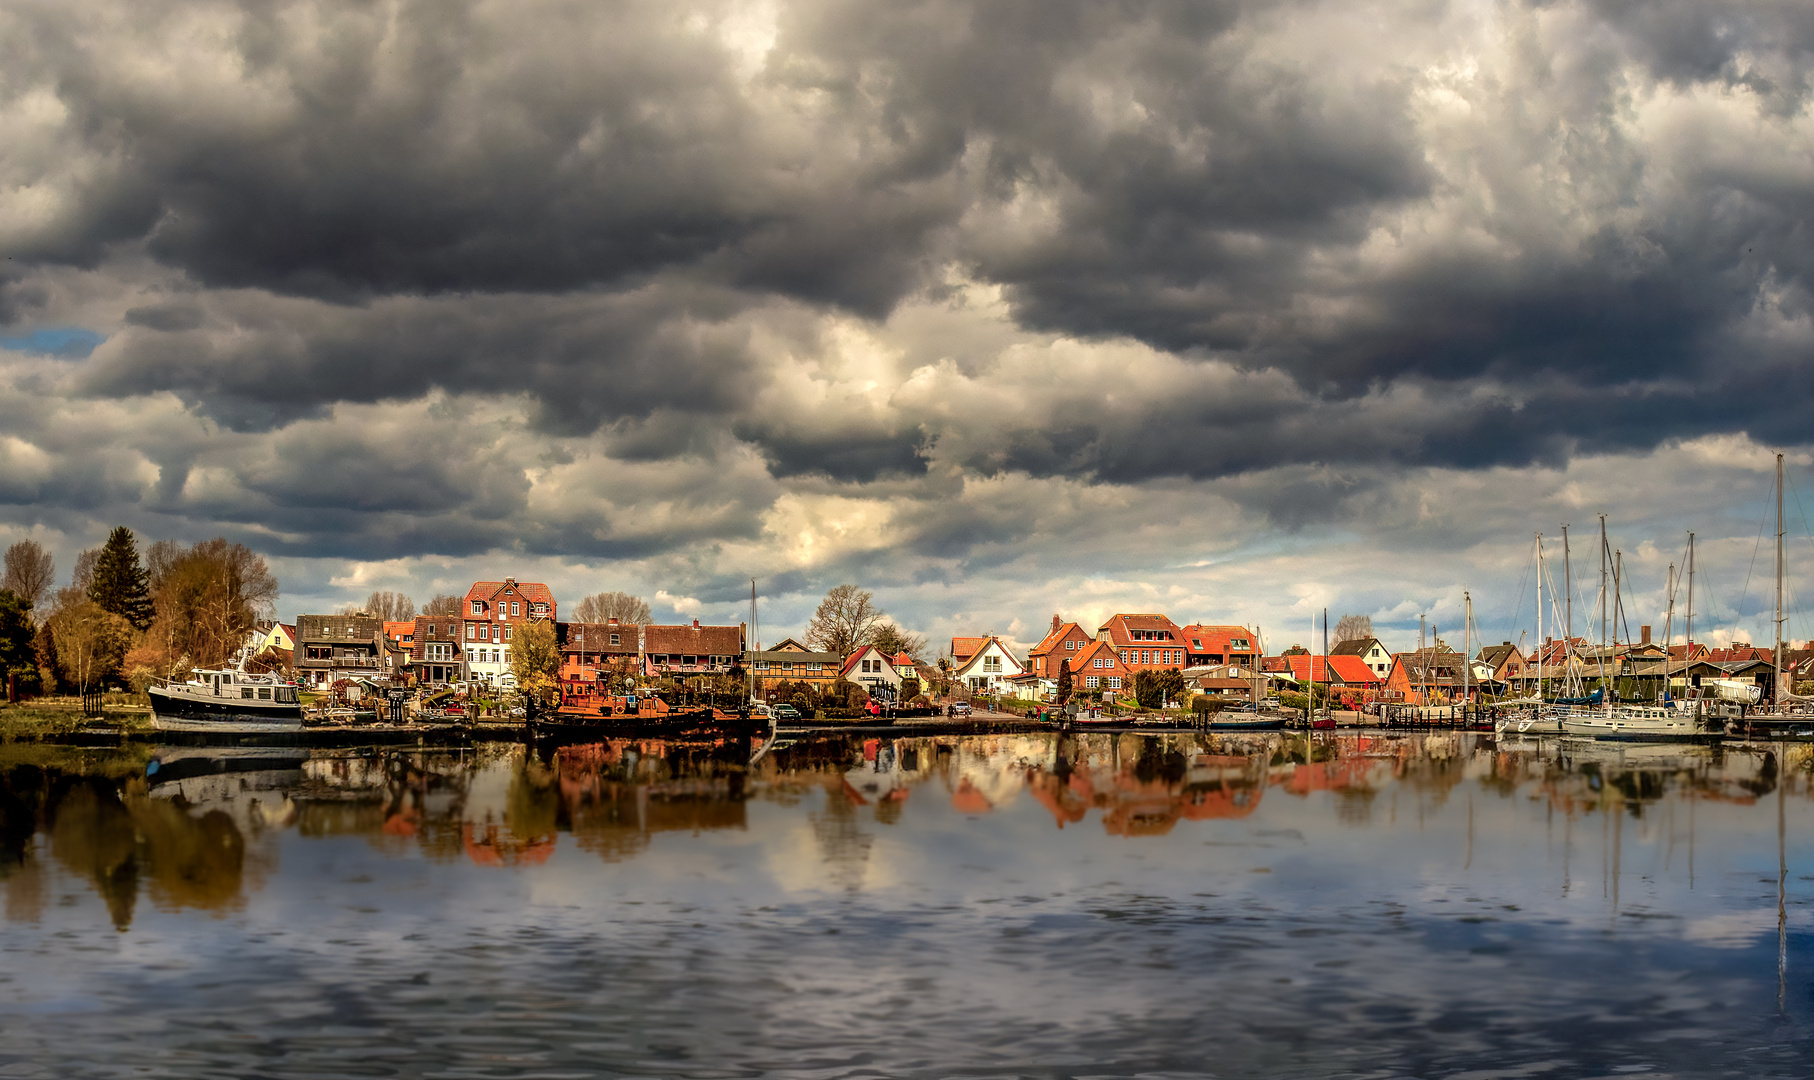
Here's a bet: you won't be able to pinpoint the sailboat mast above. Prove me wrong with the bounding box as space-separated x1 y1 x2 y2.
1463 591 1473 707
1563 523 1572 646
1664 562 1676 702
1776 452 1786 708
1686 532 1696 718
1536 533 1544 701
749 578 758 702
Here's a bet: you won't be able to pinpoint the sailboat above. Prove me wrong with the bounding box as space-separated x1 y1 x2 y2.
1561 518 1716 742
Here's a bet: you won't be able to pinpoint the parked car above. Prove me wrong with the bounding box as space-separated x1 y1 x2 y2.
772 703 803 720
946 701 972 718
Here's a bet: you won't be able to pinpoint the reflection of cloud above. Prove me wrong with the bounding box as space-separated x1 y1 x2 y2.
1682 911 1777 950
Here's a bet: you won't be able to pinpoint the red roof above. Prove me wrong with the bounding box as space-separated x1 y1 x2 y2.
384 620 415 641
1030 620 1087 656
1706 644 1773 664
950 636 988 663
1278 654 1381 685
1072 640 1130 674
1097 613 1183 648
642 622 744 657
1178 624 1259 654
463 579 556 614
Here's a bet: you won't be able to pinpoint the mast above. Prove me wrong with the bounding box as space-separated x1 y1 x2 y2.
1322 607 1329 721
1686 532 1696 720
1776 451 1786 709
1613 548 1623 710
1663 560 1676 703
1536 533 1544 701
1419 613 1427 706
1563 523 1573 651
1599 516 1610 706
1463 591 1473 708
748 578 758 703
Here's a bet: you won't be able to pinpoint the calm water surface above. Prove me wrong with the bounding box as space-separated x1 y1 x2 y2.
3 731 1813 1078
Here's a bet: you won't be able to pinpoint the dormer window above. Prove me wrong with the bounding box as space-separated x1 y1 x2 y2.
610 633 620 646
471 601 482 615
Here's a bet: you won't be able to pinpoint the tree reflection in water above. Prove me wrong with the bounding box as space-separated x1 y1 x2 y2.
1 733 1808 931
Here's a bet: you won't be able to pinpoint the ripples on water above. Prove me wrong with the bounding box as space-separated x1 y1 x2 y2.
2 731 1812 1077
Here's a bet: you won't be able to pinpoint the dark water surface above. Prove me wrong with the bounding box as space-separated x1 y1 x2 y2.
3 731 1813 1078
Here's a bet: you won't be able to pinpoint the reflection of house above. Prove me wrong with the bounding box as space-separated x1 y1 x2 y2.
951 636 1026 694
748 637 843 694
294 613 387 687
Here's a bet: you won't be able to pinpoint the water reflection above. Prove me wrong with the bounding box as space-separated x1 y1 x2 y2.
0 732 1809 930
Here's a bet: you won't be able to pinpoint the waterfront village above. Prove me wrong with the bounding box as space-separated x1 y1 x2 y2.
253 576 1814 720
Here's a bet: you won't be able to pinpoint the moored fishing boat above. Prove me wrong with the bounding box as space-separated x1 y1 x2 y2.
149 667 304 732
1560 705 1713 742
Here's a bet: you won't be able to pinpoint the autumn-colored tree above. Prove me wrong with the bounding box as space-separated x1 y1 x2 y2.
510 619 561 705
50 601 134 693
2 541 54 616
805 585 885 658
148 539 279 668
89 527 154 630
573 591 651 624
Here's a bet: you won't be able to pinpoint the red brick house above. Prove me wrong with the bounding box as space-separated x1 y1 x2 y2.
1096 613 1189 672
1072 639 1134 694
461 578 557 686
1178 624 1260 668
1028 616 1093 680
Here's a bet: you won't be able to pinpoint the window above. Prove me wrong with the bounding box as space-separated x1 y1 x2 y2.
1066 640 1076 650
1108 677 1122 689
258 687 272 700
466 625 475 640
241 687 253 699
1231 639 1249 649
610 633 620 646
492 625 500 641
504 626 512 641
1085 676 1099 688
511 601 520 616
1094 658 1105 668
306 646 331 660
472 601 482 615
984 655 1001 673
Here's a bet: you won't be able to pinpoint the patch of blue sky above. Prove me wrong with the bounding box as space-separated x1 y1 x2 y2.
0 327 105 358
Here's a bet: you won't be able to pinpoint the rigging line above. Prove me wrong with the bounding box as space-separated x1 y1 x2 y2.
1507 537 1535 648
1736 471 1775 645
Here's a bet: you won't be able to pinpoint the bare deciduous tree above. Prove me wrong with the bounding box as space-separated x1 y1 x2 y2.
804 585 886 658
1333 614 1374 645
2 541 54 617
574 591 652 624
421 594 461 616
364 590 416 621
151 539 280 667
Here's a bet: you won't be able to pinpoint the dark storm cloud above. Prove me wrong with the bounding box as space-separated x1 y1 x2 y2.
5 0 1814 511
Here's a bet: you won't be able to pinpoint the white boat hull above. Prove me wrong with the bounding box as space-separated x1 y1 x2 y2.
148 684 304 731
1560 709 1707 742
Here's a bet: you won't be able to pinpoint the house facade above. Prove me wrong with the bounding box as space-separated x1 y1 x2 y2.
1179 624 1261 669
1097 613 1189 672
644 620 746 680
410 613 466 684
1071 639 1133 695
461 578 557 686
952 636 1026 695
749 637 844 696
293 613 388 687
842 644 910 700
1028 616 1093 680
1330 636 1393 678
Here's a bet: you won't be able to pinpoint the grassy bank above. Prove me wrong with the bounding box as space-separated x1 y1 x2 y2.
0 703 155 740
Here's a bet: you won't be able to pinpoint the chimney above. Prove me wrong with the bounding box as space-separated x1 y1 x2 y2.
607 616 618 627
1640 625 1651 645
1051 614 1062 632
505 577 515 586
692 618 700 628
1502 641 1511 647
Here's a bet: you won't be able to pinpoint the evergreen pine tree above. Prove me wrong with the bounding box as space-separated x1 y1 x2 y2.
1055 657 1073 703
88 527 154 630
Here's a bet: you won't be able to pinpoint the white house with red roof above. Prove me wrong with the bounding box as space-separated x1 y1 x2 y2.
462 577 557 686
952 636 1025 696
842 644 915 700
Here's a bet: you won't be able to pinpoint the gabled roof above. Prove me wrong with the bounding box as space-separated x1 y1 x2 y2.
952 636 1024 677
1330 636 1383 657
769 637 812 652
1179 624 1259 653
462 579 556 609
840 643 903 679
1276 655 1381 685
1706 644 1773 664
384 620 416 641
1098 613 1183 645
1030 620 1087 656
950 636 989 662
1476 642 1523 668
643 622 744 656
1071 639 1128 672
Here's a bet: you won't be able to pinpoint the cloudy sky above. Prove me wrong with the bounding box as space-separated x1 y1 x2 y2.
5 0 1814 654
